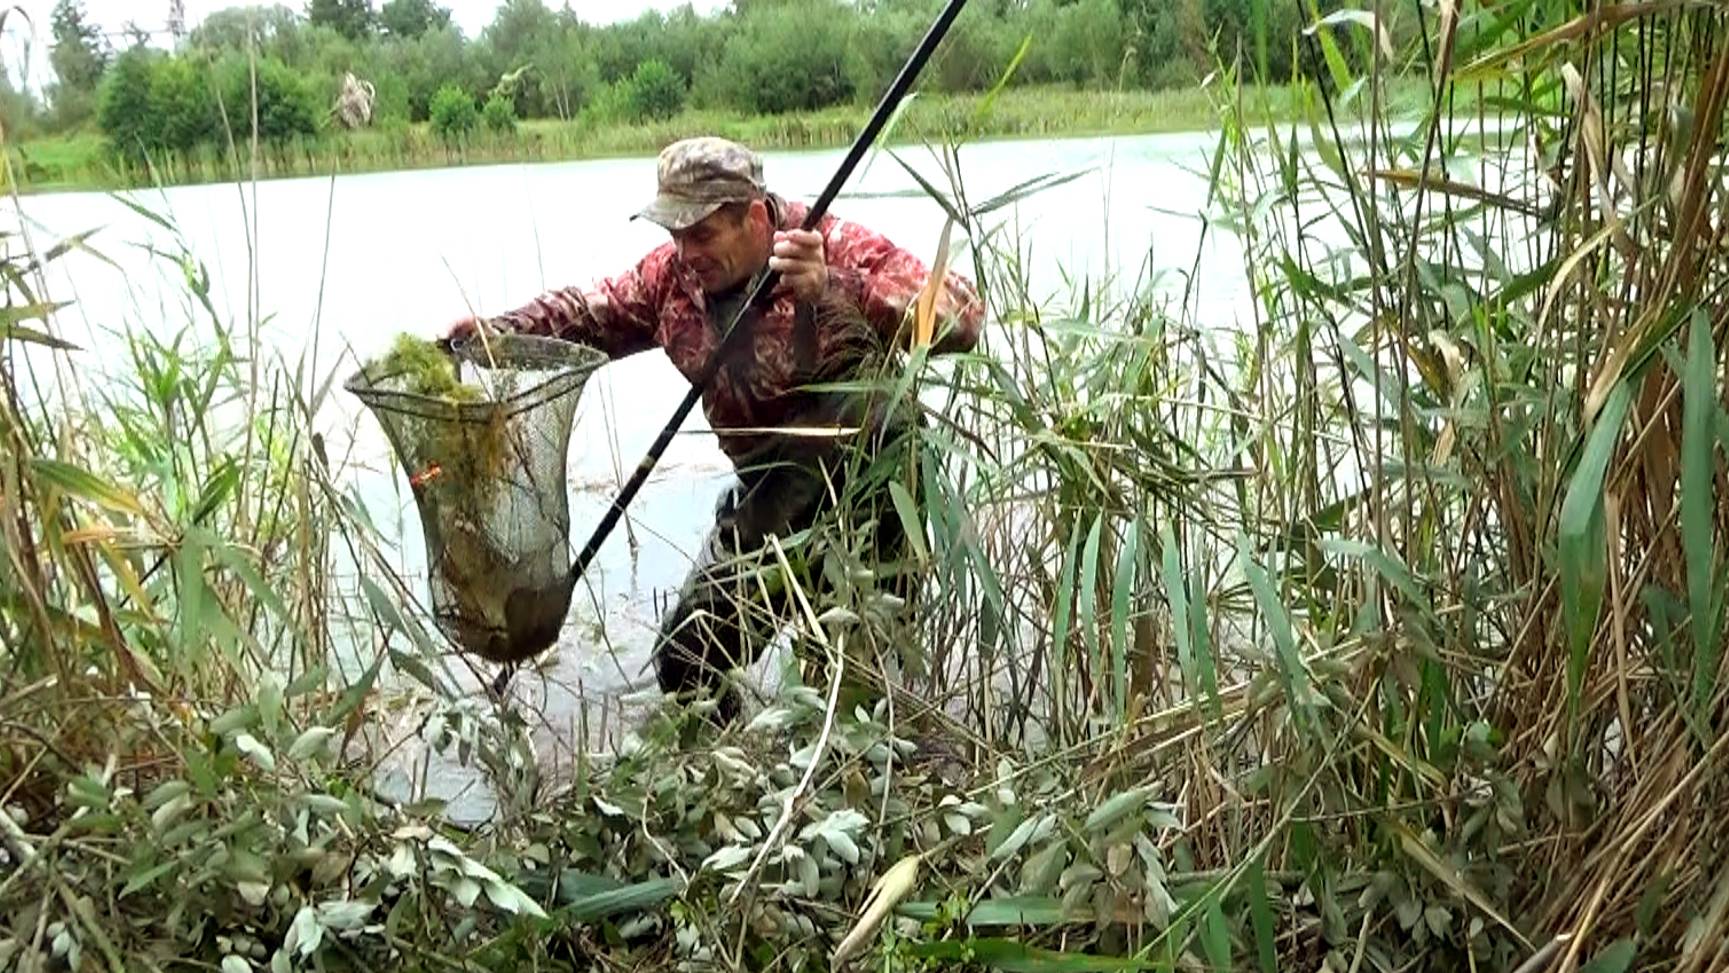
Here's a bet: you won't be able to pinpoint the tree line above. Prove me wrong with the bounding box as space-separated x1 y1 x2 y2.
4 0 1336 160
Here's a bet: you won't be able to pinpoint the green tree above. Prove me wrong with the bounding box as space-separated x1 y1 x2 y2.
190 6 307 65
1041 0 1127 86
671 6 730 79
379 0 450 38
1119 0 1205 87
625 58 684 122
839 4 926 103
49 0 110 127
925 6 1018 92
383 25 485 120
590 6 730 90
217 56 321 140
710 1 853 113
96 0 1313 150
307 0 374 40
530 24 599 120
149 56 220 151
1201 0 1303 82
0 75 43 140
483 0 558 63
366 73 414 122
428 83 477 140
1115 0 1303 86
296 23 369 116
482 92 516 132
479 0 562 117
590 15 657 85
49 0 107 90
97 47 160 161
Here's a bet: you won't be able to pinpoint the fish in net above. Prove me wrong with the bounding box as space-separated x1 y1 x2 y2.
346 333 607 688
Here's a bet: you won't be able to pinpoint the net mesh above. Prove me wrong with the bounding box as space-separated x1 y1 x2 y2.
346 334 607 664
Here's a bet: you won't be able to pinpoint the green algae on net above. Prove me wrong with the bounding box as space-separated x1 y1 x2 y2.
348 332 606 666
375 332 485 403
361 334 512 490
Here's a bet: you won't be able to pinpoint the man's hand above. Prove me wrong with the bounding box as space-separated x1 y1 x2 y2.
769 229 827 303
444 315 487 342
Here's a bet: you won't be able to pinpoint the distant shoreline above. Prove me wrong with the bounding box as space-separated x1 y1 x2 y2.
1 81 1450 197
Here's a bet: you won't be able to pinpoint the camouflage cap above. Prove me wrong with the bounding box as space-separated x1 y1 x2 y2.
633 136 767 231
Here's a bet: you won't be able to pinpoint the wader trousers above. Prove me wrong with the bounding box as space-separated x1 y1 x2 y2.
650 437 916 724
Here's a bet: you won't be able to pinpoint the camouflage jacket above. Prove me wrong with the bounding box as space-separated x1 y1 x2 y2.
488 196 985 465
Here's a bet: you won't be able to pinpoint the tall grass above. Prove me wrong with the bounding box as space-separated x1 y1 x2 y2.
2 1 1726 971
792 0 1729 965
907 0 1726 967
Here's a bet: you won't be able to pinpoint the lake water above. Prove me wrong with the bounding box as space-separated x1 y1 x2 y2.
0 128 1342 820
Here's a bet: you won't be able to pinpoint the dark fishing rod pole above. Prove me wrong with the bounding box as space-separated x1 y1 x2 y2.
562 0 970 591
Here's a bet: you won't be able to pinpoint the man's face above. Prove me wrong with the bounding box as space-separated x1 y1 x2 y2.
670 198 771 295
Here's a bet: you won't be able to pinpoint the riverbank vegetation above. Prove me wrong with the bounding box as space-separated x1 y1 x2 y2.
4 0 1729 970
1 0 1417 192
3 81 1453 193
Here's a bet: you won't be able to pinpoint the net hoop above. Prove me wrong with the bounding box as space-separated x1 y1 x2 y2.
344 333 608 423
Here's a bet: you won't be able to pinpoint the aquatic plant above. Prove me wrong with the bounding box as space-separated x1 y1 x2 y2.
372 332 483 403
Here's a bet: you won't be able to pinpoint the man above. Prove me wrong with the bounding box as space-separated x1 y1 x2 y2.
448 136 984 722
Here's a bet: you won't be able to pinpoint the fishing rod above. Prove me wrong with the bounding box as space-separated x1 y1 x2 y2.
561 0 970 593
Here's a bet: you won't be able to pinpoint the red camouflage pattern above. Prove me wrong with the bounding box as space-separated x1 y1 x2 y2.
488 198 985 462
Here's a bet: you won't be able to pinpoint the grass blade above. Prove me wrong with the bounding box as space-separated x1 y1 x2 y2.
905 937 1152 971
1681 310 1722 717
1085 786 1153 833
1051 516 1084 729
30 459 147 517
1158 527 1194 699
833 853 923 967
108 191 179 233
898 897 1067 927
1559 379 1633 723
557 875 682 923
1190 557 1221 721
888 149 963 225
1578 940 1637 973
0 322 81 350
856 92 919 184
1239 535 1313 732
1202 894 1232 970
972 32 1033 126
175 530 208 659
1110 517 1139 718
1303 0 1356 95
205 533 298 642
1319 538 1425 607
970 167 1099 218
1248 854 1277 973
888 480 930 564
1079 513 1104 691
914 216 956 347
